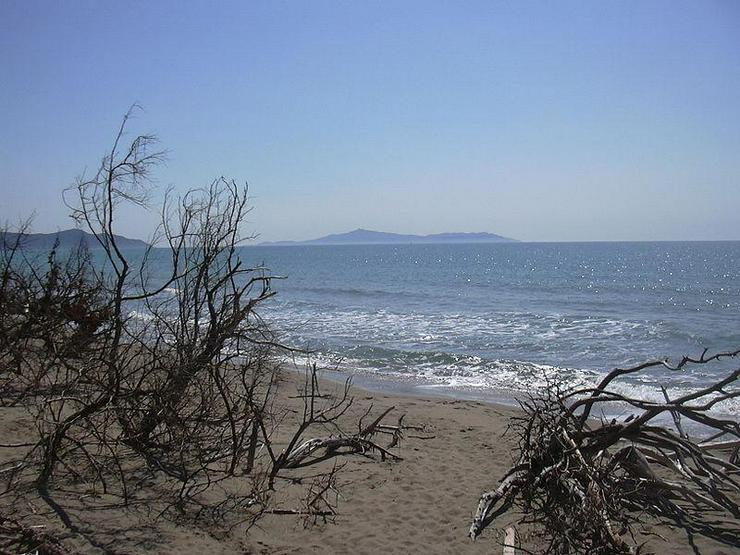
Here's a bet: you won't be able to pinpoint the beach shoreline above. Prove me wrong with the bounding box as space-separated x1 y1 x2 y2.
0 366 735 554
242 368 736 555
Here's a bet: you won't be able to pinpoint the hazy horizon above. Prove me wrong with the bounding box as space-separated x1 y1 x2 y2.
2 1 739 242
9 226 740 246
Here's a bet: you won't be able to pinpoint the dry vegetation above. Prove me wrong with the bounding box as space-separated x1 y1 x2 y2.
470 351 740 554
0 109 403 553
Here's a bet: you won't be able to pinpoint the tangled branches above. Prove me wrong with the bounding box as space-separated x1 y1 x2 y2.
248 363 408 526
0 514 68 555
0 109 405 547
272 365 402 476
470 349 740 554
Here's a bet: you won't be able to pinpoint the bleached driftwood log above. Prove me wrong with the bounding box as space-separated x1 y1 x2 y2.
503 526 517 555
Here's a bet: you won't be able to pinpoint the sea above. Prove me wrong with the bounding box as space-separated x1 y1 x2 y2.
241 241 740 419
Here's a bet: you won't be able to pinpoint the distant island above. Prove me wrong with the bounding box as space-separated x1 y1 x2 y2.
1 229 149 250
259 228 517 246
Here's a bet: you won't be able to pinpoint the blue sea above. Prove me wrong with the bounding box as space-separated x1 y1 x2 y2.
242 241 740 417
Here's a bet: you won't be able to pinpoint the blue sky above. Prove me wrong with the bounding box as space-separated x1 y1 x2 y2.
1 1 739 242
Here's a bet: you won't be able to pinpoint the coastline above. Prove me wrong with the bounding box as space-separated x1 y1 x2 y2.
244 367 735 555
1 366 734 554
285 358 527 407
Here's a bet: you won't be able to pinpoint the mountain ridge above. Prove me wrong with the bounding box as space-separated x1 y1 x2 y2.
259 228 517 246
1 228 149 250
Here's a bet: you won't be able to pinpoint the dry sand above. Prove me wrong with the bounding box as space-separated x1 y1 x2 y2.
1 368 737 554
241 371 737 555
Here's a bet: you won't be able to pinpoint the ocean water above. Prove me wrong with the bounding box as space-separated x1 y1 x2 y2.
241 241 740 417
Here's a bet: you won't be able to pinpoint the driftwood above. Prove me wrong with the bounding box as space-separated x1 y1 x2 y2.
470 348 740 554
0 514 68 555
278 386 404 469
503 526 517 555
282 434 403 469
253 364 409 522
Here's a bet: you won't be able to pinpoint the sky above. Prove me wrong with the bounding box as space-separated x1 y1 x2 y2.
1 1 739 242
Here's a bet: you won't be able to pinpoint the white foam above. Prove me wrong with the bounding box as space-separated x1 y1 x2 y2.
127 309 154 322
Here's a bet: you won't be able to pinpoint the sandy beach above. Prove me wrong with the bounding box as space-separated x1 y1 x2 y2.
239 370 737 555
1 366 735 555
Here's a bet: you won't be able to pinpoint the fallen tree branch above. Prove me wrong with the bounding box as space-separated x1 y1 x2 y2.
281 435 403 469
470 348 740 553
0 514 68 555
